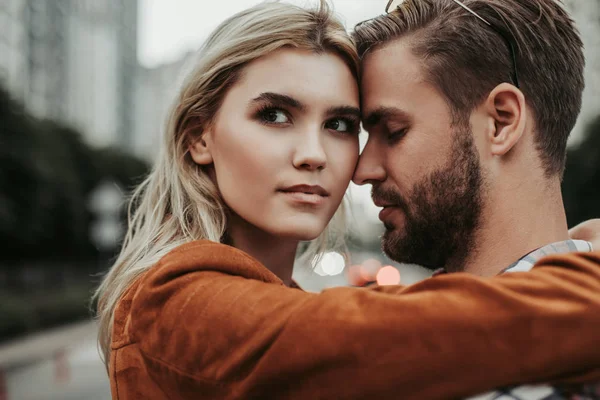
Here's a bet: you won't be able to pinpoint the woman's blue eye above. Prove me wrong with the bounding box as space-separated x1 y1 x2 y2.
261 109 289 124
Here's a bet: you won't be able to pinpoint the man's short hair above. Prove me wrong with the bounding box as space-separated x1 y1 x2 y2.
353 0 584 177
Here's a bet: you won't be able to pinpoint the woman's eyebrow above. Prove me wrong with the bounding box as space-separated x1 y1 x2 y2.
251 92 306 111
325 105 361 118
250 93 359 119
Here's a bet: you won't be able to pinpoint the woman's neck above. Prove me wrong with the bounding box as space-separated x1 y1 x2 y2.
226 214 298 286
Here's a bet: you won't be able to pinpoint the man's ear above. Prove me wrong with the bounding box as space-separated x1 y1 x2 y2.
189 129 213 165
485 83 527 156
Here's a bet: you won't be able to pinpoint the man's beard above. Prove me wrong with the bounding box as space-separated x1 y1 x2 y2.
373 126 485 271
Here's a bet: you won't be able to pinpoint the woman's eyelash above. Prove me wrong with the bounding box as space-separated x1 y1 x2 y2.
253 105 360 134
254 104 291 124
255 104 279 115
330 117 360 134
348 118 361 132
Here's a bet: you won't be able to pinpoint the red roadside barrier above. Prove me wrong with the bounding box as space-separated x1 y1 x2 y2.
0 367 7 400
54 349 70 384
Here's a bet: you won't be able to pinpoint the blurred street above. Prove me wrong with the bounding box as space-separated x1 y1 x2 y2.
0 250 430 400
0 321 110 400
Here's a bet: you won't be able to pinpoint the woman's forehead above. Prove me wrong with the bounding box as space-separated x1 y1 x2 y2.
231 48 359 108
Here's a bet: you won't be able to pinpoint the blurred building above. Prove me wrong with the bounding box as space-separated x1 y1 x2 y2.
0 0 138 148
565 0 600 144
133 52 193 160
131 2 600 161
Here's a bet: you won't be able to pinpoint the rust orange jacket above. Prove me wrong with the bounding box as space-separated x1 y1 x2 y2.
109 240 600 399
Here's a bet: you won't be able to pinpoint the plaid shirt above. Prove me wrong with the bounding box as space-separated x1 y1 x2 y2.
500 240 592 273
467 239 598 400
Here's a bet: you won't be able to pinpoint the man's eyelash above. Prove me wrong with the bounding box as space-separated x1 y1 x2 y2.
388 128 408 142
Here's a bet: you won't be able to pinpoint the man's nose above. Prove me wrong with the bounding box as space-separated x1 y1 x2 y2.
352 140 386 185
292 130 327 171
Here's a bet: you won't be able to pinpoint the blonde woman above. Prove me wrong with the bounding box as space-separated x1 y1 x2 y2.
95 2 600 399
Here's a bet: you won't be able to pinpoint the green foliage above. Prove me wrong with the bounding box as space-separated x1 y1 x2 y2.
0 86 150 262
0 85 150 341
92 146 149 191
0 282 94 342
562 115 600 226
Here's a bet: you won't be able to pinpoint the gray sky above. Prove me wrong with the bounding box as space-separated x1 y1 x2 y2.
139 0 382 67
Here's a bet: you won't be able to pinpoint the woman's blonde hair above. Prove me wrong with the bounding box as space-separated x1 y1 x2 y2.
94 0 359 366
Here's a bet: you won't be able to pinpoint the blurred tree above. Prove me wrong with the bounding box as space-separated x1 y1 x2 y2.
0 86 149 262
0 87 45 257
563 115 600 226
92 146 149 191
0 86 150 340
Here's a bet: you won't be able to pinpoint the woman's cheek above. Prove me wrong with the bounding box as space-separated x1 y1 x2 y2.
337 139 360 181
329 142 359 205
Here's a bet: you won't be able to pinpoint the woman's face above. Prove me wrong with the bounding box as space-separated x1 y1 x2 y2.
190 48 360 241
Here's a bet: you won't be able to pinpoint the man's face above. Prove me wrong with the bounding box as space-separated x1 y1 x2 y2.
354 39 485 271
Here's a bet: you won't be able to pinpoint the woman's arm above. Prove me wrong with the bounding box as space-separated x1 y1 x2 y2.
127 242 600 400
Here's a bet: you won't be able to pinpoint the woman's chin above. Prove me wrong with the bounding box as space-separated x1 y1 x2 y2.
274 225 324 242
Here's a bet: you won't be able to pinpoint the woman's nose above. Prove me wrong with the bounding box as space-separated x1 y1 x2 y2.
292 131 327 171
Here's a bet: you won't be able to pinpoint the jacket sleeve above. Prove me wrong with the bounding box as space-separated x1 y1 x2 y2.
128 245 600 400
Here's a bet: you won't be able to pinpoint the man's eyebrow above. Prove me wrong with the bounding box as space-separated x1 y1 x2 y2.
325 105 361 119
251 92 306 111
363 106 411 129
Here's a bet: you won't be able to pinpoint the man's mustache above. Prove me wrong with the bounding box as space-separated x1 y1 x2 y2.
371 185 409 212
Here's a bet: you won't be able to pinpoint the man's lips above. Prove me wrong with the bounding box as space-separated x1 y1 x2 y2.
378 206 400 222
373 199 394 207
373 191 405 222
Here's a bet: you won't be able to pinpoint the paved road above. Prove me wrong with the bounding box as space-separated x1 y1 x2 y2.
0 259 429 400
1 321 110 400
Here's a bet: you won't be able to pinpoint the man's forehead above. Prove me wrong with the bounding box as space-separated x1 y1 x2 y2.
362 38 421 75
360 41 432 120
361 42 424 99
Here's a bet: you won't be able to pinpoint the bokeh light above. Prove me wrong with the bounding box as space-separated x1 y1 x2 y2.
347 264 363 285
320 252 346 276
376 266 401 286
360 258 382 281
313 252 346 276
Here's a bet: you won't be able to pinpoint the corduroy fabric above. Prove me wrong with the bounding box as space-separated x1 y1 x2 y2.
109 240 600 400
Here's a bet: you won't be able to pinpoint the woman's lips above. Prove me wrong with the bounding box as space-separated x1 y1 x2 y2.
279 190 326 206
278 184 329 206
